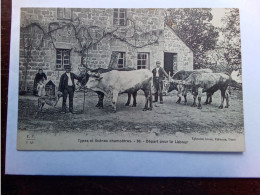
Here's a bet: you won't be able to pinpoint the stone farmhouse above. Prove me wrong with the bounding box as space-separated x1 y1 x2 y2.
19 8 193 91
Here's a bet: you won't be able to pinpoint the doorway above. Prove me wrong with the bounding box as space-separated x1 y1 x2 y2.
164 52 177 76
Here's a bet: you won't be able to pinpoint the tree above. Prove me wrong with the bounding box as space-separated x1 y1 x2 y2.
219 8 241 72
165 8 219 69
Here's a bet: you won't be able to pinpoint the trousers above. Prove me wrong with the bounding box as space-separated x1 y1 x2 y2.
62 86 74 112
153 78 163 102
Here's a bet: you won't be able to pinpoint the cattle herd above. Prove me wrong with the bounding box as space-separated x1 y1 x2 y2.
76 67 242 112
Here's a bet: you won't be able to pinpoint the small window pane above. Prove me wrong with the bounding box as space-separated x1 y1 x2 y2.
118 59 123 64
64 8 71 19
113 19 118 25
114 12 118 17
119 19 125 25
57 8 63 19
119 13 125 18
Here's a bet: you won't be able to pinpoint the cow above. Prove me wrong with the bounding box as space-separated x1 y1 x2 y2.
180 72 231 109
80 69 153 112
168 69 213 104
77 67 138 109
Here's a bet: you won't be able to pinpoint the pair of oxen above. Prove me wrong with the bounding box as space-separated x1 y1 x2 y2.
77 67 241 112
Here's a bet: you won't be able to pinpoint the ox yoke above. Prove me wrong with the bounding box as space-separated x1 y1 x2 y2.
89 69 153 96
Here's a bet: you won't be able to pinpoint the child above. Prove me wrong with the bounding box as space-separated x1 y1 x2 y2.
37 80 45 97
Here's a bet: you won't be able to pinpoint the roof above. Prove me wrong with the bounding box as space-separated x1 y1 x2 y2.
45 80 55 86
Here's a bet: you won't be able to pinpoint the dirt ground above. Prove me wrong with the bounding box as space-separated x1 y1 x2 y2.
18 88 244 136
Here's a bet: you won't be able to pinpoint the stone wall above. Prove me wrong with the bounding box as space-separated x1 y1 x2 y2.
19 8 193 91
163 25 193 71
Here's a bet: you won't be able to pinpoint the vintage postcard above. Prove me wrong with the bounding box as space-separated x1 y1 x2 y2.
17 8 244 151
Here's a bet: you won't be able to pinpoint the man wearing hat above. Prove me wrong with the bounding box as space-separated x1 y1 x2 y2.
152 61 169 104
58 66 79 114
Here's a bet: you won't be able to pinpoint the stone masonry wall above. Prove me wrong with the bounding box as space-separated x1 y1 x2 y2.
163 25 193 71
19 8 193 91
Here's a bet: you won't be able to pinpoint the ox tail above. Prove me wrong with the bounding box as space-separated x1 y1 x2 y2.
146 77 153 110
225 85 231 108
227 85 231 96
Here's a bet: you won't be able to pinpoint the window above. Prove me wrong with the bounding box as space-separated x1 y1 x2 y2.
137 53 149 69
117 52 125 68
113 8 127 26
57 8 72 20
56 49 70 69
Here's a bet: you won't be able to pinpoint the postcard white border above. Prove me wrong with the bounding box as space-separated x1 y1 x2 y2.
5 0 260 177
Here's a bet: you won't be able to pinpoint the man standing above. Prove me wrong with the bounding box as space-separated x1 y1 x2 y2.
152 61 169 104
58 66 79 114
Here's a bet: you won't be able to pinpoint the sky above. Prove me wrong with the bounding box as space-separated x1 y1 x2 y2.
210 8 227 27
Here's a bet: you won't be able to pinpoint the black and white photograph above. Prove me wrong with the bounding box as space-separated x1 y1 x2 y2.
17 8 244 151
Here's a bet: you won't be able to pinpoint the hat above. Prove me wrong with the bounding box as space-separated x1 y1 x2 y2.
64 65 71 70
156 61 161 64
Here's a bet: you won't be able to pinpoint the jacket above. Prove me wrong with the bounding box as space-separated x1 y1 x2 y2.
152 67 168 82
58 72 79 92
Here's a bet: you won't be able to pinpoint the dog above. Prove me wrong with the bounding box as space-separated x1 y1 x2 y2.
36 91 63 117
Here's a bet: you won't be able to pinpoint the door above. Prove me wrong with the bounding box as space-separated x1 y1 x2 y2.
164 52 177 76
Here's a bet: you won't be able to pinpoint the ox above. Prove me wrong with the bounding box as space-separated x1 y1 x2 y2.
168 69 213 104
82 69 153 112
77 67 138 109
180 72 231 109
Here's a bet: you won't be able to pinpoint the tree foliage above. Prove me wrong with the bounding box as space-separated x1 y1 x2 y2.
219 8 241 72
166 8 219 69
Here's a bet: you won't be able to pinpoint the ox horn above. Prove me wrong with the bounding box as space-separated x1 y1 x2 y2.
96 77 103 81
78 67 86 73
170 79 181 84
